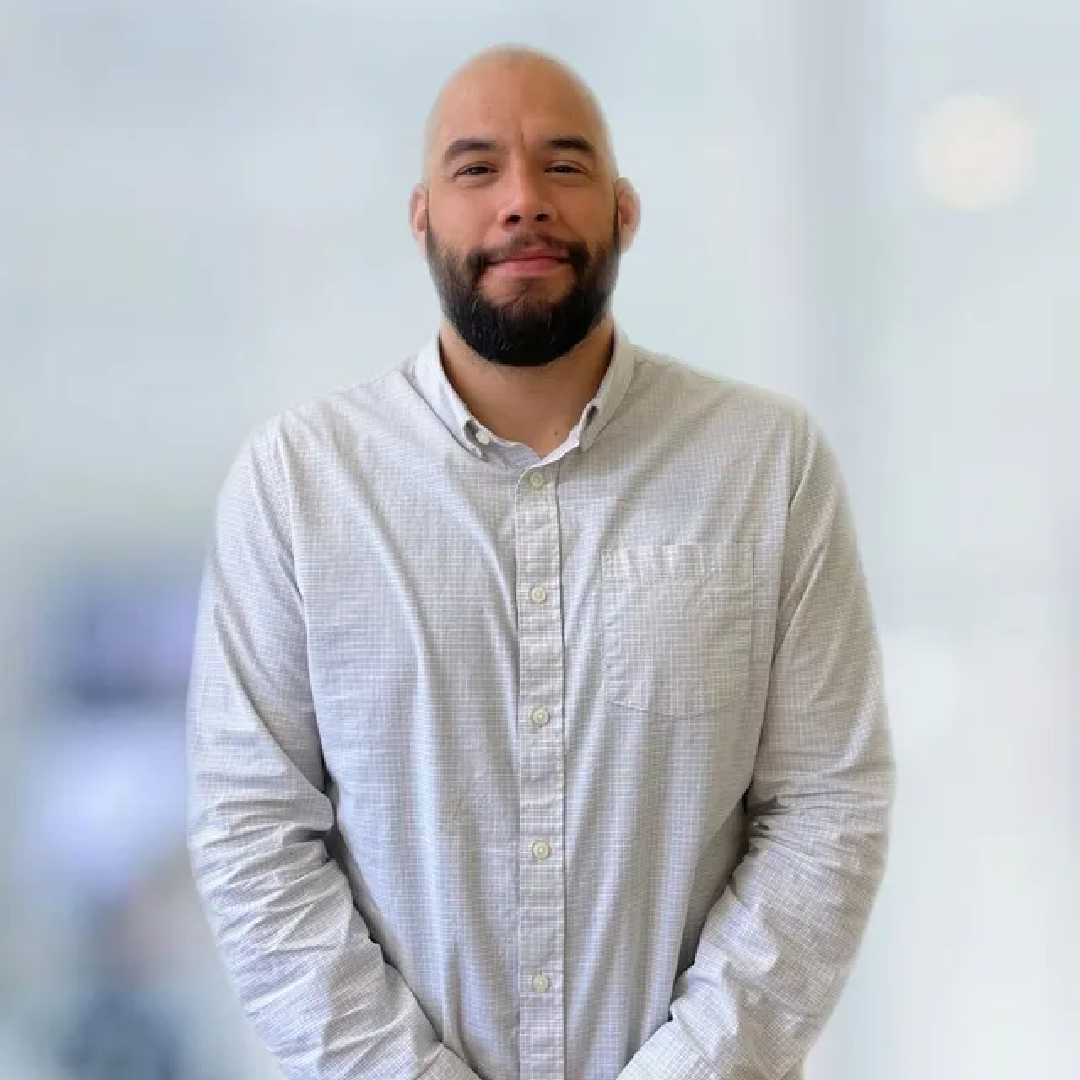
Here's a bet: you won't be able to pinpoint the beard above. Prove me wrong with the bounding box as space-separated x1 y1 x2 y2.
423 206 621 368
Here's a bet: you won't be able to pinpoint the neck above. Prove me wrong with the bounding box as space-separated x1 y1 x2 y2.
437 314 616 457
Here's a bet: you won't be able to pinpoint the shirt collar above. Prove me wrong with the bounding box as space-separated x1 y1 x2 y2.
411 322 636 458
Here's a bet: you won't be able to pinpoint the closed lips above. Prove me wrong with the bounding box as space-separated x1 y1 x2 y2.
494 250 566 263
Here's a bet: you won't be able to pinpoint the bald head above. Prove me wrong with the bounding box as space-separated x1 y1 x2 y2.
421 45 617 183
408 43 641 367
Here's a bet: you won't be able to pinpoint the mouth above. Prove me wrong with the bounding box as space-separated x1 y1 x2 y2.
488 253 569 277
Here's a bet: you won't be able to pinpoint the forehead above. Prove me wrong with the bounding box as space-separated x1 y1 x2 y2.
431 61 605 158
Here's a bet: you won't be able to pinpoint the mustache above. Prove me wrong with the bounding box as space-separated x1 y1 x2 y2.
466 236 590 277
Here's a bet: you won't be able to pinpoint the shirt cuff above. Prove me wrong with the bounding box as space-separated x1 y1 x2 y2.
619 1024 718 1080
418 1045 485 1080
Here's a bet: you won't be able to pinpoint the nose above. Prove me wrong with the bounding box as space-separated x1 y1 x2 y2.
498 164 557 227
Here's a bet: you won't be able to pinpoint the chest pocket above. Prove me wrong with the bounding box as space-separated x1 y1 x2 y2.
600 542 753 719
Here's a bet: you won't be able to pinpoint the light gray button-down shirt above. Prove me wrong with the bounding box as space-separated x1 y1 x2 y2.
187 324 896 1080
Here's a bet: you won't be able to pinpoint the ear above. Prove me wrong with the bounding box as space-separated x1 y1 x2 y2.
409 184 429 254
614 178 641 254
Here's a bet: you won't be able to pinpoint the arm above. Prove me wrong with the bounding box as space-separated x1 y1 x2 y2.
187 424 483 1080
620 412 897 1080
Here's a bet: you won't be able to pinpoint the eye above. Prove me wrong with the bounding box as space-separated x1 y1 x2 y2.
456 163 494 178
549 162 585 174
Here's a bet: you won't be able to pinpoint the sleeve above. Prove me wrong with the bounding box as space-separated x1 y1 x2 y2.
618 411 897 1080
186 424 484 1080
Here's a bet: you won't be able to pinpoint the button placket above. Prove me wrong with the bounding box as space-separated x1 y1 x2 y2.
514 465 565 1080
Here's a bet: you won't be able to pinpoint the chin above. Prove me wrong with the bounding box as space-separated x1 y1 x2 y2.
486 278 568 304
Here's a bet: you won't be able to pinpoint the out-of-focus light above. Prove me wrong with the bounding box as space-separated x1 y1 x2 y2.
916 94 1037 211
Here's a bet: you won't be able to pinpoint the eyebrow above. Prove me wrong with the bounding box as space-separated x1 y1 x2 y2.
442 134 600 169
543 135 599 161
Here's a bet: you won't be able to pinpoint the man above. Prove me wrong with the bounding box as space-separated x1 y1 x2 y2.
187 44 896 1080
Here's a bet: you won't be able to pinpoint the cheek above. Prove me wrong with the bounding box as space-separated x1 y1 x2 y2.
434 190 499 235
552 191 601 226
557 196 616 245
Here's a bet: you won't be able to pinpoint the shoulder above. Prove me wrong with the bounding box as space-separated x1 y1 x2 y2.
624 341 851 508
630 341 818 452
234 358 414 472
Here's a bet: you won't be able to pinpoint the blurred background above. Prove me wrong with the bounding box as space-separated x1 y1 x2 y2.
1 1 1077 1078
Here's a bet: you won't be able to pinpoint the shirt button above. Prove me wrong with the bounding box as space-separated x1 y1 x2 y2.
475 428 491 445
529 585 547 604
528 470 546 489
531 706 550 727
532 973 551 993
531 839 551 861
